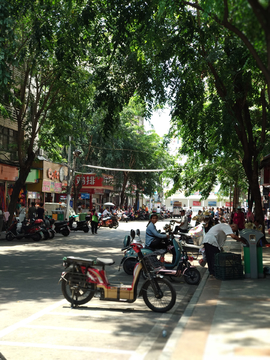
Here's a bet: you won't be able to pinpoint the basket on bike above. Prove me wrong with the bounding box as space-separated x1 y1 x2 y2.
143 250 165 272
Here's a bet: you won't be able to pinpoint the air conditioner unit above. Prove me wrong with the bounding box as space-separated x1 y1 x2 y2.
39 148 44 156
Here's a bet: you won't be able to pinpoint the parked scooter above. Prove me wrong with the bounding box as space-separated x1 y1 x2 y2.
98 214 119 229
59 238 176 312
120 225 201 284
68 215 90 233
6 218 44 242
52 218 70 236
31 217 55 240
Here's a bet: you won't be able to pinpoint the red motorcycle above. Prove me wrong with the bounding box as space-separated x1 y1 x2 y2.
6 218 44 242
98 214 119 229
59 241 176 312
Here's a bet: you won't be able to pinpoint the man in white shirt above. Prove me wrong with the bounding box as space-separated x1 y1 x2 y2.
102 207 110 218
202 223 240 277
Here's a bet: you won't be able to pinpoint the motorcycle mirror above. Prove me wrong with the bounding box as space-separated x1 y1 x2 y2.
136 229 140 236
130 229 135 239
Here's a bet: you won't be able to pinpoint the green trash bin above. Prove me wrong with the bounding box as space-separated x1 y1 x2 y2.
79 213 87 221
54 210 64 221
243 246 263 277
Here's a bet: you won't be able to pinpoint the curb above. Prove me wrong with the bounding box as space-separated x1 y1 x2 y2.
159 269 209 360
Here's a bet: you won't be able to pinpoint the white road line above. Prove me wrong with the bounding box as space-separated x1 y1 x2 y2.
24 325 113 333
23 324 143 336
49 311 159 320
0 341 135 355
129 309 179 360
0 300 66 338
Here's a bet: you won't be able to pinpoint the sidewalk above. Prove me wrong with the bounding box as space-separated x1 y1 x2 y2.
160 236 270 360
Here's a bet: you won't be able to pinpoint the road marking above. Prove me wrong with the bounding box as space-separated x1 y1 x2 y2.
129 312 175 360
49 310 159 320
23 324 145 336
0 300 66 338
0 341 135 355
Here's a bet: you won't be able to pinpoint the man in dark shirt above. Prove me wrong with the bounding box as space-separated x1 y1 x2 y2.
37 203 45 220
28 202 36 220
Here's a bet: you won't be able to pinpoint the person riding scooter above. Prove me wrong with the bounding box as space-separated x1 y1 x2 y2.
145 214 175 263
173 209 189 234
145 213 170 250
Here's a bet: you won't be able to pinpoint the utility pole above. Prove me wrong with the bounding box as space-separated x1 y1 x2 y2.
66 137 72 220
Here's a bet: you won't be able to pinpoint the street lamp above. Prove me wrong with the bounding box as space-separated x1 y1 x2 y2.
66 148 82 220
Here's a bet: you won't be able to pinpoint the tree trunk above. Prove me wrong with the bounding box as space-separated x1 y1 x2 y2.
135 189 139 210
120 171 129 208
73 175 83 213
233 183 239 209
247 187 254 209
7 152 35 226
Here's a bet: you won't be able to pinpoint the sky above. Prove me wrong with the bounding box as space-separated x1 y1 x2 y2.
145 108 171 137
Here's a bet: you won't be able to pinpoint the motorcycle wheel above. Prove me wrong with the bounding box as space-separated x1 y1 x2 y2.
109 223 113 228
123 257 138 275
6 232 15 241
168 273 183 283
113 222 119 229
61 271 96 305
61 228 70 237
184 268 201 285
142 277 176 313
42 230 49 240
83 226 89 233
48 229 55 239
31 232 42 242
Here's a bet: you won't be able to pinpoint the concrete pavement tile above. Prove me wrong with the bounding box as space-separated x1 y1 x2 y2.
169 278 221 360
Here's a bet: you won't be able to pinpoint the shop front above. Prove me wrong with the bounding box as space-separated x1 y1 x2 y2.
27 160 68 205
0 162 19 211
74 174 114 210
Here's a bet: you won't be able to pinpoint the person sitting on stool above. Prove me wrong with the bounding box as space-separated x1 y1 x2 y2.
173 209 189 234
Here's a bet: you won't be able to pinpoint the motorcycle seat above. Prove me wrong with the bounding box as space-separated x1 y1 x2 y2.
66 256 114 267
96 258 115 266
55 221 67 226
76 221 87 226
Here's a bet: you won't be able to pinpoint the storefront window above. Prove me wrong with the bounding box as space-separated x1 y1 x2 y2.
0 126 18 159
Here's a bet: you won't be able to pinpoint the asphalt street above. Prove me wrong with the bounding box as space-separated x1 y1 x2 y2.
0 220 205 360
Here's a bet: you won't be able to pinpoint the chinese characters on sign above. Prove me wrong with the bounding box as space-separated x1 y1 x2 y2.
75 175 96 186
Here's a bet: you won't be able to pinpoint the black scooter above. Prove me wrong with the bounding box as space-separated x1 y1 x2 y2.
68 215 90 232
51 218 70 237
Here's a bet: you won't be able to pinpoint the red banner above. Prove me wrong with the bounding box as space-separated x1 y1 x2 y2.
75 174 103 187
193 201 201 206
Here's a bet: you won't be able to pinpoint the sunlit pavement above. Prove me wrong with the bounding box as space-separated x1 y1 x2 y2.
0 219 205 360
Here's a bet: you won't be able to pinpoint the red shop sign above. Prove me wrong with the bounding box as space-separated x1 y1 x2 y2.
75 174 103 187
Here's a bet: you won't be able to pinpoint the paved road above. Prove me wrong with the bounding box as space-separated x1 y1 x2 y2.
0 220 205 360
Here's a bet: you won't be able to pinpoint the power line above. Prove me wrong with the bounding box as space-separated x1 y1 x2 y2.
82 164 165 172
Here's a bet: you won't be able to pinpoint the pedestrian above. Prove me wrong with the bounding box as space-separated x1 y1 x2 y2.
186 207 192 223
0 206 3 235
28 202 36 220
246 207 254 223
18 203 26 223
16 199 22 215
267 209 270 229
91 209 99 234
233 207 245 232
202 223 240 278
203 211 215 233
230 207 236 224
37 203 45 220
